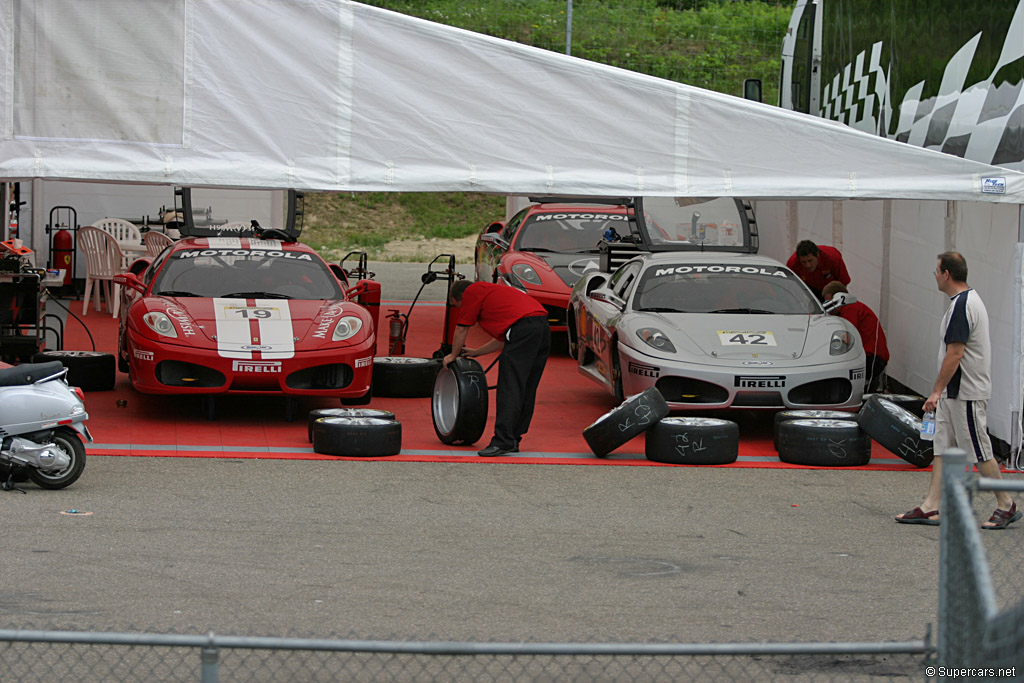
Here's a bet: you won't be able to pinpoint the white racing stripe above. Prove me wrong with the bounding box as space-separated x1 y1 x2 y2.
214 298 255 359
254 298 295 359
213 299 296 359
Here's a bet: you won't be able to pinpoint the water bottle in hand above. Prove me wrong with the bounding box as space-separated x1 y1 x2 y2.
920 410 935 441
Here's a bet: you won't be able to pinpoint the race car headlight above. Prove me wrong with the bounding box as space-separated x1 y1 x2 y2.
332 315 363 342
142 312 178 338
637 327 677 353
830 330 854 355
511 263 542 286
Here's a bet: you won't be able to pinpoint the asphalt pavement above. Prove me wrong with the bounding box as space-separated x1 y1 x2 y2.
10 260 1015 649
5 450 956 644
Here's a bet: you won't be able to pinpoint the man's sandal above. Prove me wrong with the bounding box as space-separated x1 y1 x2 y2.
981 502 1021 530
895 507 940 525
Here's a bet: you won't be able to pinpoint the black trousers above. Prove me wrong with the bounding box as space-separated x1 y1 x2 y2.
865 354 887 393
490 316 551 450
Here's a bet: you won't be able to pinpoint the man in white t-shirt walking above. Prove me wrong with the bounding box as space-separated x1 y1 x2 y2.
896 251 1019 529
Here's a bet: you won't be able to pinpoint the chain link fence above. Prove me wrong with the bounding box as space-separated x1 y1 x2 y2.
0 631 930 682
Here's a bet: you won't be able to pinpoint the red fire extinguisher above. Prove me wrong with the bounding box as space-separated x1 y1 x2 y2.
387 309 407 355
53 228 74 285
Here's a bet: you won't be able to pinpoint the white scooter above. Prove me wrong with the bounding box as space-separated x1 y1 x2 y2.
0 361 91 491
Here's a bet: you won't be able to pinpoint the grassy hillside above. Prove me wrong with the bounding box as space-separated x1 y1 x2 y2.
304 0 791 259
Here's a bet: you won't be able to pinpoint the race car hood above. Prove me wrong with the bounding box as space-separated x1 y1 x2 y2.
136 297 364 357
510 252 602 289
623 311 828 361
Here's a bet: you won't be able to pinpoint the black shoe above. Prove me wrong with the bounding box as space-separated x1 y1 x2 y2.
478 445 515 457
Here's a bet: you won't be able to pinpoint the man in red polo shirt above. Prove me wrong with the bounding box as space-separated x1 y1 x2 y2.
822 281 890 392
442 280 551 456
786 240 851 301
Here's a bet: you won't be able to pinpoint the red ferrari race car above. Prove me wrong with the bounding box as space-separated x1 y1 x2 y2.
114 222 376 411
474 198 632 332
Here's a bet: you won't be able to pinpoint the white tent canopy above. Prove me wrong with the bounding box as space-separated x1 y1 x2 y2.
1 0 1022 202
2 0 1023 452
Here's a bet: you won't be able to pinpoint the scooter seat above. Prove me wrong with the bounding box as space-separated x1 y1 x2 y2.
0 361 66 387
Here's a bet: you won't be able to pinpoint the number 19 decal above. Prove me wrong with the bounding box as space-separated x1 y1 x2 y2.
227 306 280 320
717 330 776 346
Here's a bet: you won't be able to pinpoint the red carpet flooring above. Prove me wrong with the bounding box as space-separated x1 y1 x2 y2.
60 298 925 470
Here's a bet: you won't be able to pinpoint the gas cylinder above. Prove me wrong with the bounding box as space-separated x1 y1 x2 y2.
387 309 405 355
355 278 381 336
53 228 74 285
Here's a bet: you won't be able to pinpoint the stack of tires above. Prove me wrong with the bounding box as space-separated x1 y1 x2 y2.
309 408 402 457
774 410 870 467
772 393 932 468
582 388 741 465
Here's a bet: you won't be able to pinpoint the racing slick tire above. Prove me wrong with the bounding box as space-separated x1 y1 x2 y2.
583 387 670 458
311 417 402 457
432 357 488 445
307 408 396 442
776 419 871 467
857 394 934 468
372 357 442 398
33 350 116 391
645 417 739 465
862 393 925 418
772 409 859 450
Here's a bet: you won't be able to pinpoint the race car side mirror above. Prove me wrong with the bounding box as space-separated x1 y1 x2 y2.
591 289 625 310
479 232 508 249
113 272 146 295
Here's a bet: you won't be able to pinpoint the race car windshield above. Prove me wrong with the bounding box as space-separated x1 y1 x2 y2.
634 264 821 315
639 197 747 248
153 250 344 300
516 212 630 253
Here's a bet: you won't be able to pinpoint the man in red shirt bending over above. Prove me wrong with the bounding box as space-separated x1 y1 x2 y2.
442 280 551 456
787 240 851 301
822 281 889 393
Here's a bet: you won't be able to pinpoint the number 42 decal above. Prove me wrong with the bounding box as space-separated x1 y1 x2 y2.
717 330 777 346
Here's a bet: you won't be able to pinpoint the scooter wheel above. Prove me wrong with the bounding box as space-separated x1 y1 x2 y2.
28 427 87 490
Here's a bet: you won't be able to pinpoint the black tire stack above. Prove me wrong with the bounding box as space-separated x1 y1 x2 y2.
32 350 116 391
645 417 739 465
372 357 441 398
776 418 871 467
310 411 402 457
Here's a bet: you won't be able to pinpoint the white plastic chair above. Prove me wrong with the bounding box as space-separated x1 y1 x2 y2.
143 230 174 257
78 226 127 317
95 218 143 247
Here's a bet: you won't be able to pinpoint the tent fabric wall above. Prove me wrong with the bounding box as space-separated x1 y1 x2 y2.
2 0 1023 450
1 0 1023 202
757 199 1021 447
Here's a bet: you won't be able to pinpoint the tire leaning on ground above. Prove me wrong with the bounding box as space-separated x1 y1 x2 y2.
857 394 934 468
306 408 396 442
772 409 859 450
371 357 442 398
32 350 116 391
311 417 402 457
645 417 739 465
432 357 489 446
862 393 926 418
583 387 670 458
776 419 872 467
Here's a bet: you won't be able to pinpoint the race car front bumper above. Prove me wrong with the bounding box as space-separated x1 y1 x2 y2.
617 343 865 411
124 329 375 398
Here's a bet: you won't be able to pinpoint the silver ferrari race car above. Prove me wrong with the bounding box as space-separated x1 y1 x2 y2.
567 250 866 411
